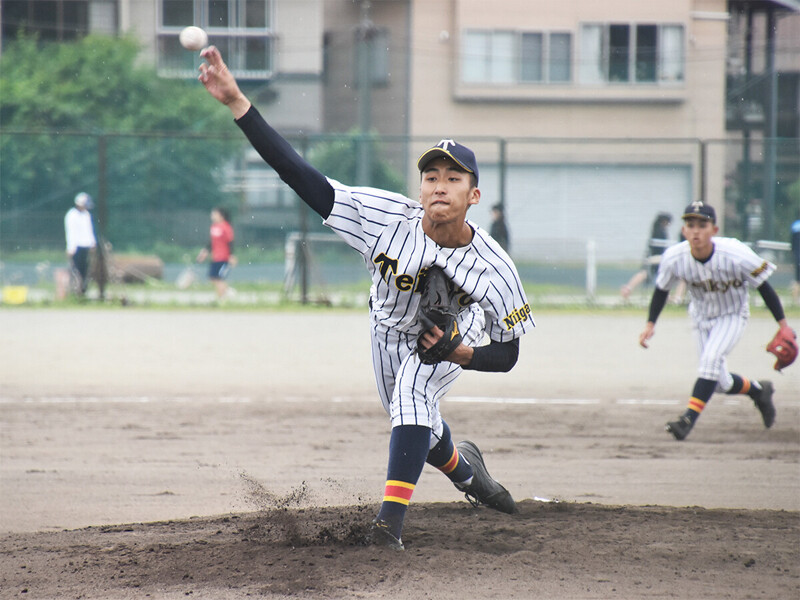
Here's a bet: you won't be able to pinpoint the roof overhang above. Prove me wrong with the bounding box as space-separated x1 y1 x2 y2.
728 0 800 12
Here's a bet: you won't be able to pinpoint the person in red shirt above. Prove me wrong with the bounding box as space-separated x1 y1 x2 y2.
196 207 236 301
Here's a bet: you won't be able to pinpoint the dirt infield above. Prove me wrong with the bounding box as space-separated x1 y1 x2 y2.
1 308 799 599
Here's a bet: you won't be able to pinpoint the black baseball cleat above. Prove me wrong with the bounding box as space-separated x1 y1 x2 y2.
455 440 518 514
369 519 404 551
754 380 775 428
666 415 694 441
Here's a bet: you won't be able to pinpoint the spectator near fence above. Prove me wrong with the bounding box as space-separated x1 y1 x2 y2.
64 192 97 297
196 207 237 301
745 198 763 241
621 212 672 300
489 203 510 253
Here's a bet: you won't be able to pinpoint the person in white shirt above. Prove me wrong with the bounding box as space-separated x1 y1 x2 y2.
64 192 97 296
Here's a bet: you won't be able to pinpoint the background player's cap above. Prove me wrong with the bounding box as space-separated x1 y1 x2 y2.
74 192 93 209
417 139 479 184
682 201 716 223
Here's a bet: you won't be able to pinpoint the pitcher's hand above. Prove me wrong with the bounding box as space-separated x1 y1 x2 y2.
199 46 251 118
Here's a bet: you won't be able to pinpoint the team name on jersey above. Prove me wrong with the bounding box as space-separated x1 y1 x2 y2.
691 278 744 293
503 304 532 330
751 261 768 278
373 253 473 306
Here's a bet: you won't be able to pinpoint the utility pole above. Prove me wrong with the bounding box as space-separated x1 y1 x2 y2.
762 8 778 240
355 0 374 186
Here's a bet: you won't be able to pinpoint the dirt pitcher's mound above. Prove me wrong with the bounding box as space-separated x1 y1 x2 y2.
1 500 797 600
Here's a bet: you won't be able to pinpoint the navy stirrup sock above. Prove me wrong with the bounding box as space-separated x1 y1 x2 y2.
376 425 431 539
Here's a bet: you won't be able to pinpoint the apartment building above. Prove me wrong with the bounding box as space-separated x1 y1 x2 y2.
325 1 735 259
320 0 798 257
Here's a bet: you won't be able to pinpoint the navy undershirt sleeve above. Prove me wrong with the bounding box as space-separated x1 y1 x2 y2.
235 106 334 219
463 338 520 372
758 282 785 322
647 287 670 324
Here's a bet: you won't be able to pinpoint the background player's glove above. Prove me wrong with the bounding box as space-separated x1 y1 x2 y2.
416 266 463 365
766 325 797 372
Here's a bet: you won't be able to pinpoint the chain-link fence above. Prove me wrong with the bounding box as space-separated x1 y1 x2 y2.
2 129 797 301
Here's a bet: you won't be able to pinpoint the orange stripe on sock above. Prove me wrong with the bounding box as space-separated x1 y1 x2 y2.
740 379 751 395
688 397 706 414
383 480 415 505
438 448 459 474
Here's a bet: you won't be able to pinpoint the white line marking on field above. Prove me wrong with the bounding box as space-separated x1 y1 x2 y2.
2 395 797 407
616 398 681 406
0 396 253 405
448 396 601 405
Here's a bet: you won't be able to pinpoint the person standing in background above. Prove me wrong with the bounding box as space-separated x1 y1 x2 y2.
621 212 673 300
64 192 97 297
196 207 236 301
489 203 510 253
745 198 763 242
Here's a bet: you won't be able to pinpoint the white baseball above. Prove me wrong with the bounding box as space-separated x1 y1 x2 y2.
179 26 208 51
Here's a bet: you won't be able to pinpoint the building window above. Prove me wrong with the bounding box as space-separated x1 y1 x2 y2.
579 23 684 85
520 33 543 82
352 26 390 86
370 28 390 85
158 0 273 79
462 30 514 84
2 0 89 46
462 29 572 85
549 33 572 82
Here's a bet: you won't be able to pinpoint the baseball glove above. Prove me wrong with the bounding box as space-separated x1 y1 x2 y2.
416 266 463 365
766 325 798 372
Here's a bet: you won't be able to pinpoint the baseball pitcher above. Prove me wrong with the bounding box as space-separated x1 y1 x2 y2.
198 46 533 549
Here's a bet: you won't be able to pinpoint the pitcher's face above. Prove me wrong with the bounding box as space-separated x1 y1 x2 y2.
418 157 479 225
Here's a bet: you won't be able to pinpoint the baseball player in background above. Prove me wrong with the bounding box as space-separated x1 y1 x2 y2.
198 46 533 549
64 192 97 297
639 201 792 441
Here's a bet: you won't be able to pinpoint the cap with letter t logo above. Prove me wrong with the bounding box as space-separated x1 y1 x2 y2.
682 201 716 223
417 139 479 184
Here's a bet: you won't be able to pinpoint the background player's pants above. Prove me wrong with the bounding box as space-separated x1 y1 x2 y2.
71 247 91 295
370 304 485 444
209 260 230 280
692 312 748 393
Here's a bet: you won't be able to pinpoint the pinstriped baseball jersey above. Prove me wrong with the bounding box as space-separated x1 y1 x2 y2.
323 179 534 343
655 237 775 322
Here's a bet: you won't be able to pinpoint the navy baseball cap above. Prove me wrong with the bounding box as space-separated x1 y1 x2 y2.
682 201 716 223
417 139 479 184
